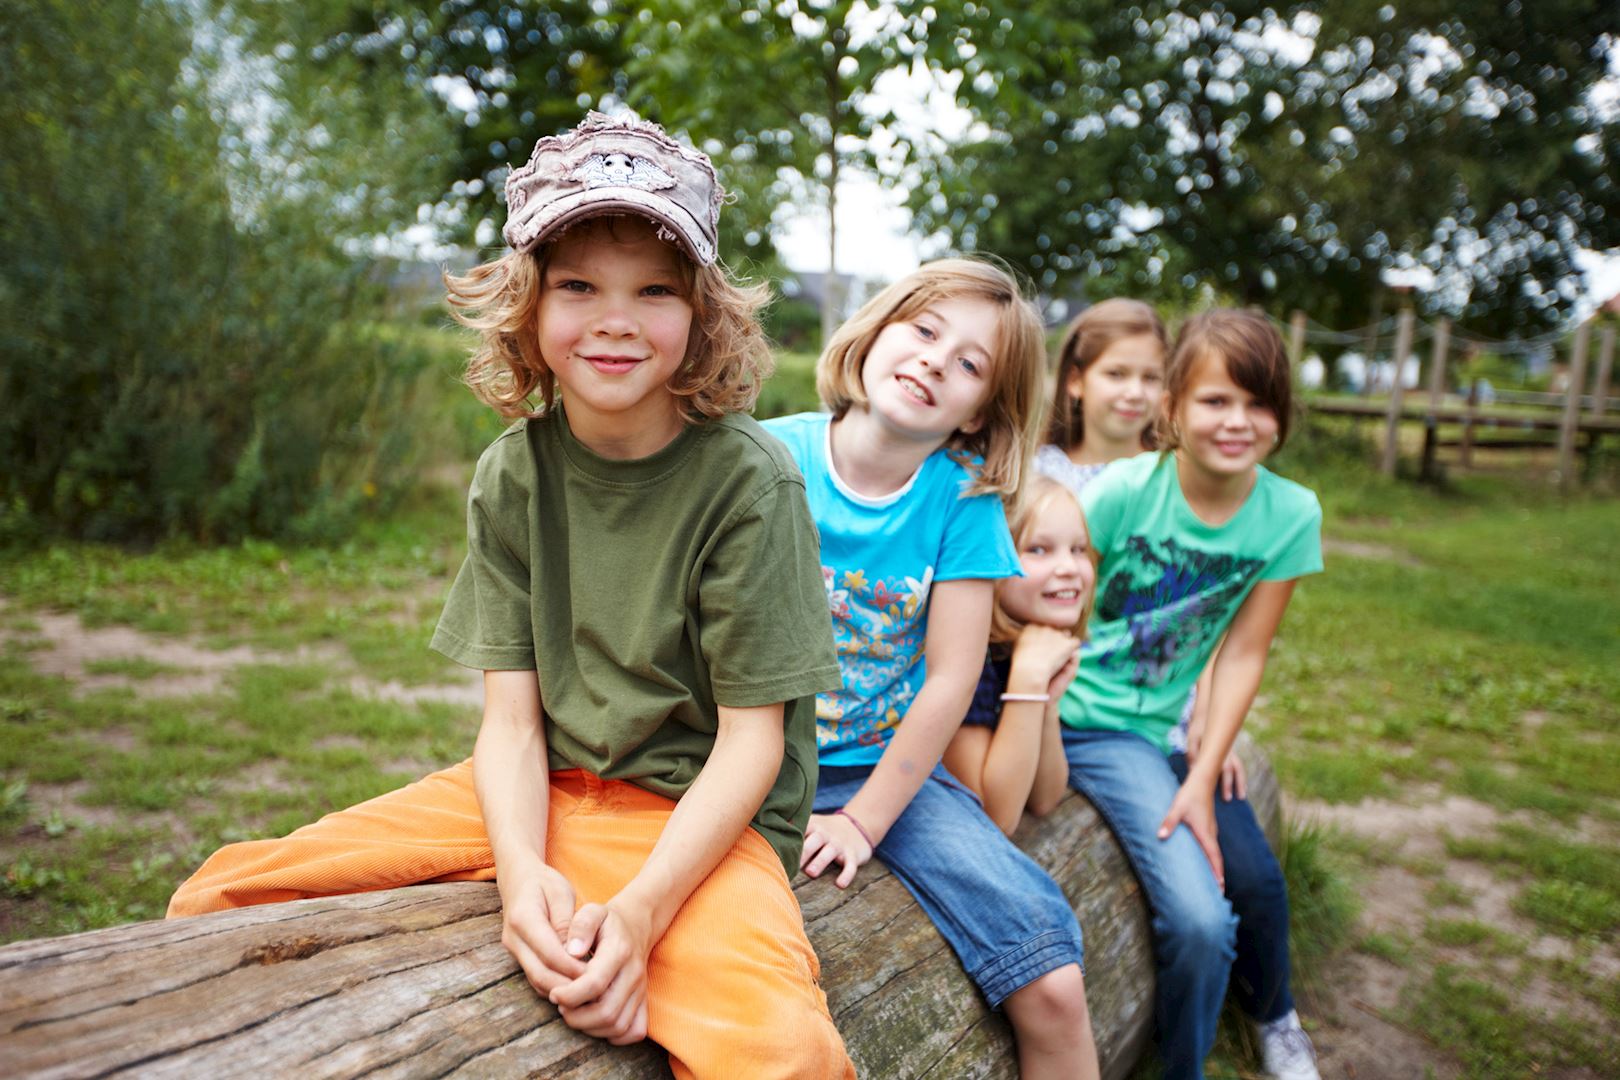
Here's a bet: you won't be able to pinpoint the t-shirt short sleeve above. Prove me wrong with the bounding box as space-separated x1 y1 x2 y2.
430 459 537 671
698 480 843 708
1259 490 1324 581
937 486 1021 583
1077 454 1142 559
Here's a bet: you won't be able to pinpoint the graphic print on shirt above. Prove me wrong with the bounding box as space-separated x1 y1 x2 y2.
816 564 934 751
1092 535 1264 690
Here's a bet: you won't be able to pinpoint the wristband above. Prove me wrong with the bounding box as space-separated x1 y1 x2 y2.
834 808 875 850
999 692 1051 703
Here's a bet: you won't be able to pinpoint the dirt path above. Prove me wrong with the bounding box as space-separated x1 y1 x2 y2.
1289 790 1616 1079
2 604 483 708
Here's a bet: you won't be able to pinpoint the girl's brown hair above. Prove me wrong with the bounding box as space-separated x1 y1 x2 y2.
1045 298 1169 452
1157 308 1294 451
817 257 1046 501
989 476 1095 646
444 217 773 421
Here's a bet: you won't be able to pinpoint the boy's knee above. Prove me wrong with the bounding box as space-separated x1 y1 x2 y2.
676 1002 852 1080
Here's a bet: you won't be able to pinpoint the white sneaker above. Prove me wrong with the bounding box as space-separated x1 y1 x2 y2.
1258 1010 1321 1080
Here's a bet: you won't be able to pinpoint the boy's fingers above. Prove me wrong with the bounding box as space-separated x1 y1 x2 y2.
543 884 577 940
508 906 587 978
502 929 573 996
1155 808 1178 841
564 903 608 962
607 998 650 1046
565 968 643 1042
1234 759 1248 800
556 943 635 1016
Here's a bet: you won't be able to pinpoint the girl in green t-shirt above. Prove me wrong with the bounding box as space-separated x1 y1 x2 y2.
1050 309 1324 1080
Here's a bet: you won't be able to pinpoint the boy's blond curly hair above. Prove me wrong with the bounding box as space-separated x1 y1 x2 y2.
816 257 1047 501
444 220 773 421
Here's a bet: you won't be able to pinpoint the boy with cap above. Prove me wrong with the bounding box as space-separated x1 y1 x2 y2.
169 113 854 1078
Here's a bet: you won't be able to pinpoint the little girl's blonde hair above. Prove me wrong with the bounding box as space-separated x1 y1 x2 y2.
816 258 1047 500
990 476 1095 646
444 217 773 421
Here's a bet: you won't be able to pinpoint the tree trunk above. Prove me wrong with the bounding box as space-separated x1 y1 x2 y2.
0 739 1282 1079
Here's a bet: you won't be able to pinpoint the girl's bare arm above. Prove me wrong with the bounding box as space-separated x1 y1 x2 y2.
802 579 993 884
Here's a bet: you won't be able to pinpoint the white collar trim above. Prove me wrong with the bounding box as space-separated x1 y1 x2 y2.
823 419 922 508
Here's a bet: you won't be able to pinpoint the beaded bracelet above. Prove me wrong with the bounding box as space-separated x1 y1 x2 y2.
834 807 875 849
999 691 1051 703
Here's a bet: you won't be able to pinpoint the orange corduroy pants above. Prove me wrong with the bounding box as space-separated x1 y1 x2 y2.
169 761 853 1080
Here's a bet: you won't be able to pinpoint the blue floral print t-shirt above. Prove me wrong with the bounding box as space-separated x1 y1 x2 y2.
1061 452 1322 752
763 412 1022 766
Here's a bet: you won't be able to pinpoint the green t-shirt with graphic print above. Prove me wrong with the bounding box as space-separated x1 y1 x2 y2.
1061 452 1323 753
430 407 842 874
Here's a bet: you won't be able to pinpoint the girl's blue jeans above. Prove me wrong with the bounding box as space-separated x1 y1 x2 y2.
1063 728 1245 1080
1168 750 1296 1026
813 763 1085 1008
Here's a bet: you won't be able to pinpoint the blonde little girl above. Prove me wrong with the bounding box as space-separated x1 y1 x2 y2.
764 261 1099 1079
943 476 1092 836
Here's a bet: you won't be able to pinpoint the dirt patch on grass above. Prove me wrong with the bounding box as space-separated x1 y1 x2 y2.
0 606 482 709
1309 952 1461 1080
1321 537 1425 567
1293 790 1618 1076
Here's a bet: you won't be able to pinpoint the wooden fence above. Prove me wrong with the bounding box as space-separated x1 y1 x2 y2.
1285 309 1619 489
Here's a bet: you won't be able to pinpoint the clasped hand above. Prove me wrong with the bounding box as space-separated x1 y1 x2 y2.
800 811 874 889
499 864 652 1045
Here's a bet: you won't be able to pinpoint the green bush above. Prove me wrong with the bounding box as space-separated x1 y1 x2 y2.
0 0 451 544
754 351 821 419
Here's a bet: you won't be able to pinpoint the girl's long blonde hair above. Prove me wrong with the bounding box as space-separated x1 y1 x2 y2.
816 258 1047 501
444 217 773 421
990 476 1095 646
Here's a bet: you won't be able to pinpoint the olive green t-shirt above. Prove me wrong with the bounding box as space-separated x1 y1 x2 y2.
430 408 841 874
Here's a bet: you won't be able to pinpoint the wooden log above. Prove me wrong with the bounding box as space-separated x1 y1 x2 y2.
0 741 1281 1080
1558 319 1592 492
1380 308 1415 476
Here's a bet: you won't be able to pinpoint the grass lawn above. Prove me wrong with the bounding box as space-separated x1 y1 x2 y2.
1 406 1616 1076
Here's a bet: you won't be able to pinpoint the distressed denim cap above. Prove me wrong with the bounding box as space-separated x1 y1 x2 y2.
503 111 723 266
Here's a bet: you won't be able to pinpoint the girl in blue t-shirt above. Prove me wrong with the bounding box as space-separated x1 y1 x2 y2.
1038 303 1320 1077
1056 309 1324 1080
763 259 1100 1080
942 476 1090 836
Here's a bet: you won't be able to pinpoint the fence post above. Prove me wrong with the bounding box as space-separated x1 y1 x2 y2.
1593 325 1615 417
1288 310 1307 374
1460 378 1479 468
1426 317 1450 409
1558 319 1592 492
1381 307 1415 475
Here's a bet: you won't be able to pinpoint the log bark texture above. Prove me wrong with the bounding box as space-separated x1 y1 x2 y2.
0 738 1280 1079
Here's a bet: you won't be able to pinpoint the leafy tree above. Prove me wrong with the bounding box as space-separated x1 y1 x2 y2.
910 0 1619 335
627 0 913 342
220 0 628 250
1 0 454 542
